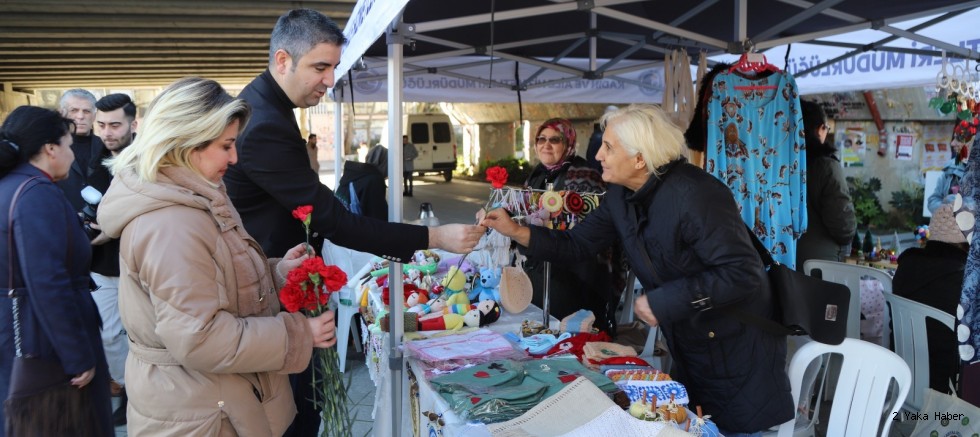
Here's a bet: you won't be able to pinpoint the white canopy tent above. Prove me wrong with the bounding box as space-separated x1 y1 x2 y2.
326 1 980 435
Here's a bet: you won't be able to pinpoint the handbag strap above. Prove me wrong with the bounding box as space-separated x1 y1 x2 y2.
719 225 795 337
8 176 41 358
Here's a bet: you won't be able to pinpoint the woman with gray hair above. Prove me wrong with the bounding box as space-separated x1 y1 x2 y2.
97 78 336 436
482 104 793 435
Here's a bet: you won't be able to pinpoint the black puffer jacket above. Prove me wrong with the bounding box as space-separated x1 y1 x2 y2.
893 241 965 394
526 159 793 433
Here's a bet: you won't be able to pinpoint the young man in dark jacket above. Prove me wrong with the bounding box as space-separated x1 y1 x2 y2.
89 93 138 425
223 9 484 436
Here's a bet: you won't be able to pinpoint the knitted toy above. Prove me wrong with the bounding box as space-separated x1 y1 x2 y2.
406 250 439 275
474 299 502 326
406 268 434 291
442 266 470 306
381 280 425 308
419 313 467 331
470 266 502 303
407 296 447 315
441 266 467 292
419 303 472 324
405 288 429 307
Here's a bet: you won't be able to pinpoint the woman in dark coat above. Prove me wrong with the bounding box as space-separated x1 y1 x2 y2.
483 104 793 434
0 106 112 436
893 202 971 396
796 100 856 267
523 118 614 331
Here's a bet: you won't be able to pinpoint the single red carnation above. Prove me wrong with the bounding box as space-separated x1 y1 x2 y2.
485 166 509 189
320 265 347 292
287 267 310 286
291 205 313 222
279 282 305 313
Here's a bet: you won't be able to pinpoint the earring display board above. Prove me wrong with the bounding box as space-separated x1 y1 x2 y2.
485 187 604 324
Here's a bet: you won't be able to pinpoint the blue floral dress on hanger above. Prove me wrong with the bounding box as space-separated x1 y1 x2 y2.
705 70 807 268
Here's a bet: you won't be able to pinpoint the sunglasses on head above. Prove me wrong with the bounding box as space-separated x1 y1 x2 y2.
536 135 563 145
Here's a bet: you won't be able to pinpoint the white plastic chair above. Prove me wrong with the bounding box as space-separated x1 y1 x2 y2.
884 293 955 413
322 239 376 373
775 338 911 437
803 260 894 402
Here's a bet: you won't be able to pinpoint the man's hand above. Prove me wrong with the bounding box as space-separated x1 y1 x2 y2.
308 310 337 348
634 294 659 327
87 222 112 245
427 224 485 254
480 208 530 247
71 367 95 388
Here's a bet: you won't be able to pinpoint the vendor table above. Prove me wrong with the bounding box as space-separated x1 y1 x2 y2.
363 304 559 436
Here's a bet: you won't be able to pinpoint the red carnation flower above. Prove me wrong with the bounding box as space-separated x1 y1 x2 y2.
321 265 347 292
485 166 509 189
291 205 313 223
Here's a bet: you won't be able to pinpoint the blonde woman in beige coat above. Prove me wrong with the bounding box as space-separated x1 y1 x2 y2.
98 78 336 436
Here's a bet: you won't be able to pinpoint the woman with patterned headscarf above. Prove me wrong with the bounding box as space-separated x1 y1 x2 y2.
523 118 614 333
527 118 604 193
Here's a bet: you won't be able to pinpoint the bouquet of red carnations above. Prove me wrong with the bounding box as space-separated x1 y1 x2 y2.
281 205 351 437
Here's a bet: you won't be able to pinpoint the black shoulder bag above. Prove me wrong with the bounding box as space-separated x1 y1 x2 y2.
633 219 850 345
738 226 851 345
4 176 101 437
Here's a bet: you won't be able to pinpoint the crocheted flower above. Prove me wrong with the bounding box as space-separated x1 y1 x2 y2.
540 191 563 213
563 191 583 215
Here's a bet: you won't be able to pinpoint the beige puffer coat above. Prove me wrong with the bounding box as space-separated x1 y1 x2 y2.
98 166 313 436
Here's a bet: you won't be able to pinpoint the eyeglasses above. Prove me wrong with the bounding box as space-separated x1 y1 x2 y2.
536 135 563 145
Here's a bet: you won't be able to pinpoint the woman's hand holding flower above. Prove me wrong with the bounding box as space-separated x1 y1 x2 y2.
308 310 337 348
481 208 530 246
277 243 312 280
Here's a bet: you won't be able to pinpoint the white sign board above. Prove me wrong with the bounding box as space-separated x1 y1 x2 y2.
336 0 411 82
711 9 980 95
337 57 665 103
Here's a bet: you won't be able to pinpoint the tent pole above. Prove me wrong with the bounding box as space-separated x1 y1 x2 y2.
589 12 597 73
734 0 747 46
333 99 344 190
387 11 407 437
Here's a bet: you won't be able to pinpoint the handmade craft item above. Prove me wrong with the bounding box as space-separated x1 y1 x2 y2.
498 266 533 314
470 266 502 302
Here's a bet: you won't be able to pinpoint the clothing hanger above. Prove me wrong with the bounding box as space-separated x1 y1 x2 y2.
729 40 781 90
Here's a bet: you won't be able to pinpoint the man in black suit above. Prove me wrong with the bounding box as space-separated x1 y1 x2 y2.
223 9 484 436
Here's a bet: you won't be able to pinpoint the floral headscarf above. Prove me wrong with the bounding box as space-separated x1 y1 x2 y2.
535 118 577 171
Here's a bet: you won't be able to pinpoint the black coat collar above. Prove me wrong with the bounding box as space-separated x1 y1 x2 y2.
255 69 296 112
626 157 686 205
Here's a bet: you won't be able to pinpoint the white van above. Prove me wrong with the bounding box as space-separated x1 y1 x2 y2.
380 112 458 181
406 113 457 182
